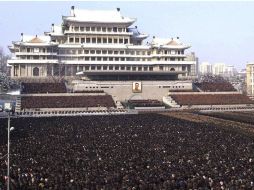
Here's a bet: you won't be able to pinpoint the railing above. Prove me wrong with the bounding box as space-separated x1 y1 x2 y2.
64 30 133 36
16 52 58 56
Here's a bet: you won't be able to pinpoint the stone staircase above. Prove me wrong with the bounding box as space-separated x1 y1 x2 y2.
15 96 21 112
163 96 180 108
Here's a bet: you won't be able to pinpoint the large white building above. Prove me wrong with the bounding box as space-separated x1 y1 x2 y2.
8 6 197 81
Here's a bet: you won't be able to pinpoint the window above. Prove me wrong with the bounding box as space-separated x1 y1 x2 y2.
91 57 95 61
149 67 153 71
115 66 119 70
80 27 84 31
97 57 102 61
90 50 95 54
120 51 124 54
103 57 107 61
119 39 123 44
91 66 95 70
85 66 89 70
84 50 89 54
115 57 119 61
138 67 142 71
121 66 125 70
114 39 118 43
144 67 148 71
92 38 96 43
97 27 101 32
102 50 107 54
118 28 122 32
97 38 101 43
103 65 107 70
108 28 112 32
74 26 79 31
164 50 167 54
109 66 113 70
124 39 128 44
132 66 136 71
159 66 164 71
86 27 90 31
86 38 90 43
81 38 85 43
96 50 101 54
108 38 112 43
103 38 107 43
121 58 125 61
75 38 79 43
85 57 90 61
113 27 117 32
69 38 74 43
91 27 95 31
102 27 106 32
108 50 113 54
97 66 101 70
114 51 118 54
109 57 113 61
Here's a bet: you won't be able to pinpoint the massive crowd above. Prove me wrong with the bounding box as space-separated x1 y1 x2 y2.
21 95 116 109
171 94 254 106
21 83 67 94
0 114 253 189
194 75 236 92
128 99 164 108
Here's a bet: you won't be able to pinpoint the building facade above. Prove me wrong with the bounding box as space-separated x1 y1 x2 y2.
8 6 197 80
246 63 254 96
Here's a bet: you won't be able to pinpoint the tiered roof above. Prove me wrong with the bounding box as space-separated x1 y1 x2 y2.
151 37 190 49
13 35 58 46
63 8 135 24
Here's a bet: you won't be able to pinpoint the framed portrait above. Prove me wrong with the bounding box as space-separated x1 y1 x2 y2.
132 82 142 93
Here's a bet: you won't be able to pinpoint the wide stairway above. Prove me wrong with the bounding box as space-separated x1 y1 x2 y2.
162 96 180 108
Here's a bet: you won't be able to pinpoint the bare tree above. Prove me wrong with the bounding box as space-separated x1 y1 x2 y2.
0 47 10 74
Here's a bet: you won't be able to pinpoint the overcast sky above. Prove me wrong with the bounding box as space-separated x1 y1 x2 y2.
0 1 254 70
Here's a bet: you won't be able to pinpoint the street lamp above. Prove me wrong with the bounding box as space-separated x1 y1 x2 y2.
4 102 13 190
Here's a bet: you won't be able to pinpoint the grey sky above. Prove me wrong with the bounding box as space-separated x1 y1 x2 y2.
0 1 254 69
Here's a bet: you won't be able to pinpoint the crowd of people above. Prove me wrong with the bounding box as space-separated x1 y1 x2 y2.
0 113 253 189
21 83 67 94
171 94 254 106
195 82 236 92
21 95 116 109
201 111 254 125
194 75 236 92
128 99 164 108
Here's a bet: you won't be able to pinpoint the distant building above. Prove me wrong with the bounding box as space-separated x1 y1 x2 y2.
199 62 212 75
224 65 237 77
246 63 254 96
213 63 226 76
